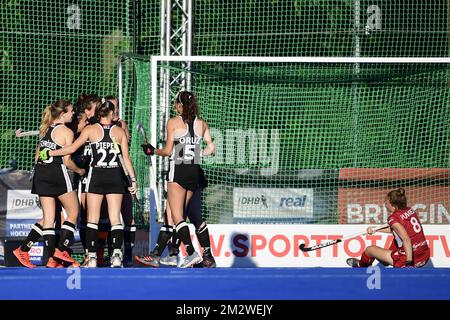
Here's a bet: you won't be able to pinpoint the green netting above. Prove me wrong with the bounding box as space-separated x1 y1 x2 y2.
0 0 160 172
151 60 449 224
1 1 449 227
126 57 152 227
195 0 448 57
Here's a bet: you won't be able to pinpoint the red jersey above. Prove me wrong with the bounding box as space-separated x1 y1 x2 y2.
387 207 428 255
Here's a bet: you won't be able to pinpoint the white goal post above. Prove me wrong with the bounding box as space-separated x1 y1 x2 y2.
149 55 450 224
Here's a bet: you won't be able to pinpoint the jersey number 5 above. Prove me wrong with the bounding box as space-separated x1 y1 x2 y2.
184 144 195 160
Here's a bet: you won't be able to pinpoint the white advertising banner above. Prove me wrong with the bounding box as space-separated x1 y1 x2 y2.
7 190 42 220
6 190 43 237
233 188 313 218
179 224 450 268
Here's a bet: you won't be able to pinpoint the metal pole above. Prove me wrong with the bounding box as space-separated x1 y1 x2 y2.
118 56 123 119
352 0 361 167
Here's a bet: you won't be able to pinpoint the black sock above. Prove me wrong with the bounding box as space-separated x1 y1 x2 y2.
196 224 211 253
169 230 181 256
43 228 56 257
175 221 194 256
54 228 60 249
154 225 173 256
86 223 98 253
107 231 113 256
20 223 43 252
58 221 76 251
124 224 136 258
110 224 124 251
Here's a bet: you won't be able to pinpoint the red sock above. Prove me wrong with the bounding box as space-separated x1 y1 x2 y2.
358 252 375 267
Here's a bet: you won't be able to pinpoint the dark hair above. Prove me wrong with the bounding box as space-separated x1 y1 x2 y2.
39 99 72 137
95 101 115 120
387 188 407 210
75 93 101 115
176 91 198 124
104 95 117 101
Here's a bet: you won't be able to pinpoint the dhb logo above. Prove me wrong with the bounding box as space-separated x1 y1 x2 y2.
240 195 268 208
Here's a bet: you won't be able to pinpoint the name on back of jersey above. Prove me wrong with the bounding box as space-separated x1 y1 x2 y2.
178 136 201 144
40 140 57 150
400 209 415 220
95 142 114 150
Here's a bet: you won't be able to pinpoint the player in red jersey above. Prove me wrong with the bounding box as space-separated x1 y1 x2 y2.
347 188 430 268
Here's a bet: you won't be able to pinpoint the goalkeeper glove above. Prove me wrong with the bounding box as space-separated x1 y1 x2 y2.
141 143 155 156
39 148 51 161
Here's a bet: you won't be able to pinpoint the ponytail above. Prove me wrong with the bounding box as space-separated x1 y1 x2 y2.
38 99 72 137
177 91 199 124
39 105 54 138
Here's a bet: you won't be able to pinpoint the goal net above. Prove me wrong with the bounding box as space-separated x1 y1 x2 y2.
139 56 450 226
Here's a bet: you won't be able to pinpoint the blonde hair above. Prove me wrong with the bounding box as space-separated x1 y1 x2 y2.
39 99 72 137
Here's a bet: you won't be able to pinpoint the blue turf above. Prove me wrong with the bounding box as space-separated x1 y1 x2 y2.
0 267 449 300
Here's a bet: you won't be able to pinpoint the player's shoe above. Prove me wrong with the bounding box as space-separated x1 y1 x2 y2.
179 252 203 268
110 250 123 268
346 258 360 268
53 248 76 264
82 254 97 268
13 247 36 269
122 255 134 268
46 257 64 268
202 251 217 268
160 254 178 267
134 253 160 268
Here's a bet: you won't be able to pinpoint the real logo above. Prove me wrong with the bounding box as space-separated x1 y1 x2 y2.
279 195 307 208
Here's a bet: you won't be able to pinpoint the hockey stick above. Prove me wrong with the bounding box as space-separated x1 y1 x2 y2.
15 128 40 138
0 160 17 175
135 122 162 217
111 136 142 213
299 224 389 252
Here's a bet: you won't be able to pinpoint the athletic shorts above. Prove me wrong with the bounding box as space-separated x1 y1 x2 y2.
391 247 430 268
73 172 88 192
85 167 127 194
168 163 200 192
31 163 74 196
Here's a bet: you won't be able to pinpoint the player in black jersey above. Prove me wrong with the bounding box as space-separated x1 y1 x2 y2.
138 91 215 268
41 101 137 268
71 94 101 253
102 95 136 267
136 166 216 268
14 99 85 268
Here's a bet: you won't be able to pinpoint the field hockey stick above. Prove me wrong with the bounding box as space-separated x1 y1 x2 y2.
15 128 40 138
135 122 162 216
299 224 389 252
111 136 142 213
0 160 17 174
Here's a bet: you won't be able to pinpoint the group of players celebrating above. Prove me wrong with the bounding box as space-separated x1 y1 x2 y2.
13 91 216 268
12 91 429 270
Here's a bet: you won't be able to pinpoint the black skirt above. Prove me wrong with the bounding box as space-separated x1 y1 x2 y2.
85 166 128 194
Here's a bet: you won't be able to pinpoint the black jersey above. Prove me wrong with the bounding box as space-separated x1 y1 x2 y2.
89 124 119 169
36 124 64 166
168 117 202 191
73 136 91 170
172 117 202 165
32 124 73 196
